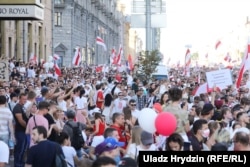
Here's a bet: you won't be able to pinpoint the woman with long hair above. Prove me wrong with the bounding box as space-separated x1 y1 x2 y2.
92 112 107 137
74 87 88 124
102 93 113 125
125 126 142 159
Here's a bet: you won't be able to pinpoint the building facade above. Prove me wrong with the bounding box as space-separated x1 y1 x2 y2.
0 0 52 62
54 0 127 66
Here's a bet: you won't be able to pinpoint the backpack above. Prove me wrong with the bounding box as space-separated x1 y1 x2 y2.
66 122 85 150
54 145 68 167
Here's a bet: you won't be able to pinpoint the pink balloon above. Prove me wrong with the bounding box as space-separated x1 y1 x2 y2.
155 112 177 136
153 103 162 113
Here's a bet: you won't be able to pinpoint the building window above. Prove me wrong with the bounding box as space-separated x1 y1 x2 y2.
54 12 62 26
54 0 64 4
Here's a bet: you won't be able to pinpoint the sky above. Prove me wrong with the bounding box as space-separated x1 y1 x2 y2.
122 0 250 66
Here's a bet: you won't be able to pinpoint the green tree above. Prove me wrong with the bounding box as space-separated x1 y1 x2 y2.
136 50 161 80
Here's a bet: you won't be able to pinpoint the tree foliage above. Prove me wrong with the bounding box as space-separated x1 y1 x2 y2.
191 52 199 61
136 50 161 80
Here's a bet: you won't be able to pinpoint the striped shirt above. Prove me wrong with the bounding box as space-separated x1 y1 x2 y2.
0 107 13 136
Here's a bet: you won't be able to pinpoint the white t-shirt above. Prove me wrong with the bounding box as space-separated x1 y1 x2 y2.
131 109 140 119
112 99 127 114
75 96 87 110
0 141 9 163
62 146 77 167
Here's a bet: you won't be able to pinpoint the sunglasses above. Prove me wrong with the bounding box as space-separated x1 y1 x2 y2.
130 104 136 106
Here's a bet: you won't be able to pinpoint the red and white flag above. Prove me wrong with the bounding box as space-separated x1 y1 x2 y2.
236 43 250 89
224 52 231 62
29 53 38 64
114 44 123 66
184 49 191 77
110 48 116 65
53 54 60 61
127 54 134 71
95 66 103 73
54 63 61 77
215 40 221 50
96 36 107 51
72 47 82 66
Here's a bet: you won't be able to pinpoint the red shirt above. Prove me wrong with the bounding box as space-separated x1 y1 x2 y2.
96 90 104 109
110 124 129 149
93 120 105 136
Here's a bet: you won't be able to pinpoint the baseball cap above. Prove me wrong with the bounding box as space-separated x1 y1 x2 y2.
119 157 137 167
104 137 125 147
95 137 124 156
140 131 153 146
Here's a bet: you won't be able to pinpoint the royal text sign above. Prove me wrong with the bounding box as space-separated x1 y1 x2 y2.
0 5 44 20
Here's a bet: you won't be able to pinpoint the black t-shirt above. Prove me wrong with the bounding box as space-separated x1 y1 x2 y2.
13 103 28 132
44 113 57 142
188 134 203 151
26 140 61 167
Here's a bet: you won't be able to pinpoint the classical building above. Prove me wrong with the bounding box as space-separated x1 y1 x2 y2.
53 0 127 66
0 0 52 62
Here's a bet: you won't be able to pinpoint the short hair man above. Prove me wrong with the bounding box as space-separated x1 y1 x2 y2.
92 156 117 167
25 126 63 167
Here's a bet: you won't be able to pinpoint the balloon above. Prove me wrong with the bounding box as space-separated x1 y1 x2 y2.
155 112 177 136
153 103 162 113
48 62 54 68
48 55 53 62
138 108 157 133
43 62 49 69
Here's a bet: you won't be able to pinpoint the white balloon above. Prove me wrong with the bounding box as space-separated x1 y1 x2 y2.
48 62 54 68
138 108 157 133
48 56 53 62
43 62 49 69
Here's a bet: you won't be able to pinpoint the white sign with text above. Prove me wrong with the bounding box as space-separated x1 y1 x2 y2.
206 69 233 89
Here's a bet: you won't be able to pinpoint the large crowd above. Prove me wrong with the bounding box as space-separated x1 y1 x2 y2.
0 60 250 167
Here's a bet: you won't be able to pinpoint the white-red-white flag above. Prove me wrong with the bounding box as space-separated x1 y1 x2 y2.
127 54 134 71
96 36 107 51
215 40 221 50
53 54 60 61
54 63 61 77
224 52 231 62
72 47 82 66
29 53 38 64
236 43 250 89
184 49 191 76
110 48 116 65
114 44 123 66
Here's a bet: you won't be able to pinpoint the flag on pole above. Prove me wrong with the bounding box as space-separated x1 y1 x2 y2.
72 47 82 66
215 40 221 50
224 52 231 62
53 54 60 61
114 44 123 66
184 49 191 76
96 36 107 51
54 63 61 77
127 54 134 71
236 43 250 89
29 53 38 64
110 48 116 65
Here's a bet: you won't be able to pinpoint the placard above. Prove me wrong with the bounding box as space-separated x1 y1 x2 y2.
206 69 233 89
0 61 9 81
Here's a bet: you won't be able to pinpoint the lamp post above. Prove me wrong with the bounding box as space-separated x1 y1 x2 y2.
85 0 88 65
